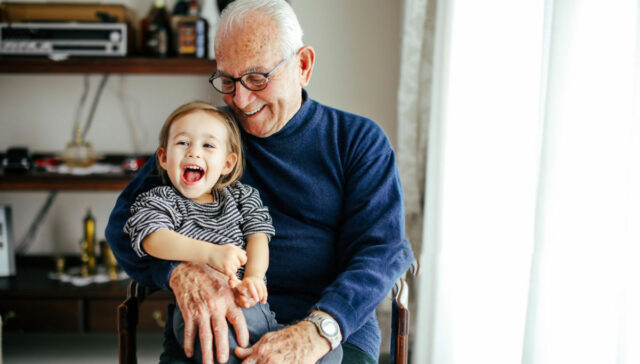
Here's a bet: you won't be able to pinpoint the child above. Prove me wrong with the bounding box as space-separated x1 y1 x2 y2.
124 101 278 364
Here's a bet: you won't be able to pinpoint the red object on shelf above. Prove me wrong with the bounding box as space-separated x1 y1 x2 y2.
34 157 60 167
122 156 148 172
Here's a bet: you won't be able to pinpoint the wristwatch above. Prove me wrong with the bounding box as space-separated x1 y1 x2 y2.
304 312 342 350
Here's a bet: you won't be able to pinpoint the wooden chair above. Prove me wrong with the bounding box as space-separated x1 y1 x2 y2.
118 278 153 364
118 260 419 364
390 260 419 364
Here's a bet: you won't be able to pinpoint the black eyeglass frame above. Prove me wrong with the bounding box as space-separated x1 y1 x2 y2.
208 53 294 94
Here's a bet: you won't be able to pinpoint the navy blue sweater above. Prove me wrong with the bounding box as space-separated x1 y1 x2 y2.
105 91 414 359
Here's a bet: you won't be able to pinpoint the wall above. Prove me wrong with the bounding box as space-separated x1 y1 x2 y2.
0 0 401 255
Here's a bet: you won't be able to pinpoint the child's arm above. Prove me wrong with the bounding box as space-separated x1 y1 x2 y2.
142 230 247 279
231 232 269 306
244 232 269 280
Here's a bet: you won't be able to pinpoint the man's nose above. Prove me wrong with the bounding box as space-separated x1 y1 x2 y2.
232 82 255 109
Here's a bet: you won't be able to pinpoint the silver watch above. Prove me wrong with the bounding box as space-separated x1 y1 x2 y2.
304 312 341 350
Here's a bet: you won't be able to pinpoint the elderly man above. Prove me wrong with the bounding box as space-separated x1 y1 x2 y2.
105 0 414 363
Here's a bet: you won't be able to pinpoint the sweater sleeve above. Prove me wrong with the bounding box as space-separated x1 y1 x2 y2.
124 187 181 257
232 182 276 240
312 126 415 342
105 157 179 291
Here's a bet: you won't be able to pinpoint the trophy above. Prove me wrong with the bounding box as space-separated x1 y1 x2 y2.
100 240 119 280
83 210 96 275
80 239 90 277
77 209 96 276
54 255 65 275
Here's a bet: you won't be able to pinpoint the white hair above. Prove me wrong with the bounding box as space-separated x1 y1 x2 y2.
216 0 304 57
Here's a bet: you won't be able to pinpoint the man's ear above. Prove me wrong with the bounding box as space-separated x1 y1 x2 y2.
297 45 315 87
157 147 168 170
222 152 238 175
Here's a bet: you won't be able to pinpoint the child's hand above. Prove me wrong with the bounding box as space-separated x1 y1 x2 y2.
206 244 247 279
232 276 268 308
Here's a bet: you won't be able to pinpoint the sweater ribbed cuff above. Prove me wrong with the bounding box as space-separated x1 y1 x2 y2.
314 290 358 342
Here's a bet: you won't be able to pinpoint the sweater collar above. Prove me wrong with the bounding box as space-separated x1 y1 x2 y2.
242 89 315 143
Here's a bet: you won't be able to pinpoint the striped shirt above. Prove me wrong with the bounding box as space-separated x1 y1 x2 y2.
124 181 275 279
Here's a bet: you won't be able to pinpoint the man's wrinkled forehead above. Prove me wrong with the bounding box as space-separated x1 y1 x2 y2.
215 13 281 74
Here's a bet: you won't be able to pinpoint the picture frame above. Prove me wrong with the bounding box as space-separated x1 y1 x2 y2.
0 205 16 277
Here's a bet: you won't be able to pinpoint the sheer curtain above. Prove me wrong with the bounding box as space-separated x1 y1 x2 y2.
397 0 436 253
404 0 640 363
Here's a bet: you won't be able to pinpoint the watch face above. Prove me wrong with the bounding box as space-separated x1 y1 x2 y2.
321 319 339 336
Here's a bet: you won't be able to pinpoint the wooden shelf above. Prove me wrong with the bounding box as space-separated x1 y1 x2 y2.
0 173 134 191
0 56 217 74
2 255 130 298
0 154 147 191
0 256 173 333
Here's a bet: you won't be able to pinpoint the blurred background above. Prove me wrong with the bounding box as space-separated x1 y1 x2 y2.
0 0 406 362
2 0 640 364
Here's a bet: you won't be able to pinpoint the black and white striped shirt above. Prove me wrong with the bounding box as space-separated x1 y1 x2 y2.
124 181 275 279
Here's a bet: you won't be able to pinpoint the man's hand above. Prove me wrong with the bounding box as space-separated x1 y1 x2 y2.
169 262 250 364
235 321 331 364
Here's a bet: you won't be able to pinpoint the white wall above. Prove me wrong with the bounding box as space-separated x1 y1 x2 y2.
293 0 401 143
0 0 401 255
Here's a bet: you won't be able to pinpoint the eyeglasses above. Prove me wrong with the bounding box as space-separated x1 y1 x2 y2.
209 53 293 94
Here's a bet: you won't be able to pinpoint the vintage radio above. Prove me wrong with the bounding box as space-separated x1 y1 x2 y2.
0 22 128 57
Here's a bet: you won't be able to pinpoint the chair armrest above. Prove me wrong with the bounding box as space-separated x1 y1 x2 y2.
127 280 158 303
390 259 419 364
118 280 159 364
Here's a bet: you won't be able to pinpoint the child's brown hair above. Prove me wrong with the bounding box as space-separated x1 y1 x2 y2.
157 101 244 191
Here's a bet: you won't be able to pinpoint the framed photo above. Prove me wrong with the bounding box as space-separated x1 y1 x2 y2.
0 205 16 277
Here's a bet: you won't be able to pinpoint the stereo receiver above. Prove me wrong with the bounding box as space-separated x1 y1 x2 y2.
0 22 127 57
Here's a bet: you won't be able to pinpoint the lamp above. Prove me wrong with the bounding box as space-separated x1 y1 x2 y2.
61 125 98 167
61 74 109 167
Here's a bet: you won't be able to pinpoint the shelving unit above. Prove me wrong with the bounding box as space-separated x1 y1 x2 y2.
0 56 217 74
0 57 202 333
0 56 218 190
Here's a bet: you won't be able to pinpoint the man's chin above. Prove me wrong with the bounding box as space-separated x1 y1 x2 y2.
239 119 275 138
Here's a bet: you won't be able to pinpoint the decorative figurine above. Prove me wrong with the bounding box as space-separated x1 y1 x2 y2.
100 240 119 280
80 239 89 277
83 209 96 274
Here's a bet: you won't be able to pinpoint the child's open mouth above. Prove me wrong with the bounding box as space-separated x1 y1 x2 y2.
183 165 204 183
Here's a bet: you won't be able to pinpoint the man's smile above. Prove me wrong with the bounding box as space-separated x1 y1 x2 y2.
243 105 266 117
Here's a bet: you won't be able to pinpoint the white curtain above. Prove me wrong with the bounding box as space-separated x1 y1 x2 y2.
397 0 436 253
404 0 640 363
